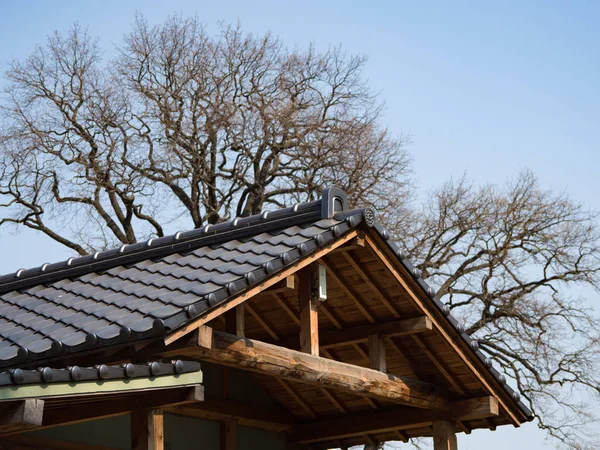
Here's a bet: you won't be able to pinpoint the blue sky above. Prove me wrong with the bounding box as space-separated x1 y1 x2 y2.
1 1 599 448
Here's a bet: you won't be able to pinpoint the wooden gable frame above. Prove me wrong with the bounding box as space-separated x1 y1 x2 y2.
155 225 529 449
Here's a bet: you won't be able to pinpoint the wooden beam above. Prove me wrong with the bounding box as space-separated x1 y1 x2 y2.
246 303 280 341
273 292 300 325
276 379 319 419
164 230 358 345
225 304 245 337
131 409 164 450
363 233 521 424
368 334 386 373
342 251 401 318
412 335 465 395
166 329 449 410
198 325 213 349
320 258 376 323
289 396 498 444
432 420 457 450
299 265 319 356
0 399 44 435
1 385 202 437
1 435 120 450
166 398 296 433
276 317 431 351
265 275 296 293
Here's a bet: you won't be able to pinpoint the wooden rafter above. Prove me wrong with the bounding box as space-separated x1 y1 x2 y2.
272 292 300 325
363 234 521 425
276 379 318 419
289 396 499 444
245 303 280 341
412 335 465 395
166 398 295 433
320 258 376 323
341 251 401 319
164 229 359 345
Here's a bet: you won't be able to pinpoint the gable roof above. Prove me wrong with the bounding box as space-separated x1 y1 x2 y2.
0 188 533 423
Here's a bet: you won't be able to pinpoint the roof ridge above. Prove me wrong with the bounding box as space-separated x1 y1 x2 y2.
0 188 353 295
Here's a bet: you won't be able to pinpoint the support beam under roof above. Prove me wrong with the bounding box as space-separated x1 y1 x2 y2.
289 396 499 444
162 328 450 410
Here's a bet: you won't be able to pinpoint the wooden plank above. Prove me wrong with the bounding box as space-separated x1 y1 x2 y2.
289 397 498 444
320 302 344 329
432 420 457 450
149 410 164 450
265 275 296 293
246 303 281 341
164 230 359 345
276 379 319 419
273 292 300 325
197 325 213 349
166 398 296 433
320 258 376 323
368 334 386 373
412 335 465 395
363 234 521 424
0 399 43 435
342 251 401 319
169 330 449 410
299 265 319 356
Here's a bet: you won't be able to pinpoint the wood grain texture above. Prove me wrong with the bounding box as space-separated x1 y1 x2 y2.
184 329 449 410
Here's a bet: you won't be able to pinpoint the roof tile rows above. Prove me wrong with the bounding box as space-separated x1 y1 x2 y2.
0 196 358 367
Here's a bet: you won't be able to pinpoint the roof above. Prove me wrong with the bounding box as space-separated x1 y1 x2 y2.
0 360 200 387
0 187 532 421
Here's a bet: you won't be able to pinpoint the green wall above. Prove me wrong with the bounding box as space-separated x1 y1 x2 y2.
24 363 287 450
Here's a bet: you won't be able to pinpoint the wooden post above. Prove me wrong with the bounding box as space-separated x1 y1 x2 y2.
131 409 164 450
221 419 236 450
368 334 386 373
299 266 319 356
432 420 457 450
225 304 245 337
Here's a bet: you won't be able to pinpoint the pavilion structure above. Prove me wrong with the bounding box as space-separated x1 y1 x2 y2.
0 188 532 450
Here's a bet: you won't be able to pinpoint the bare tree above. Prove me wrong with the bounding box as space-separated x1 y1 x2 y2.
1 16 600 450
0 16 410 253
393 171 600 449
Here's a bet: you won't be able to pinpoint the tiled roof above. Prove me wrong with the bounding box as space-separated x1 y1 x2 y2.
0 188 360 368
0 360 200 386
0 187 533 420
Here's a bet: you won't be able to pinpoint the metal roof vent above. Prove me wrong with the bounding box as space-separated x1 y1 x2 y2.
321 187 349 219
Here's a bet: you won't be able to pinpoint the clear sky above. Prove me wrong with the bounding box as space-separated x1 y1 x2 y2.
1 1 599 448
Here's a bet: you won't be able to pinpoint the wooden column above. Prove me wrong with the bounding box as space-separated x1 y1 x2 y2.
131 409 164 450
368 334 386 373
220 315 238 450
432 420 458 450
299 266 319 356
225 304 245 337
221 419 236 450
